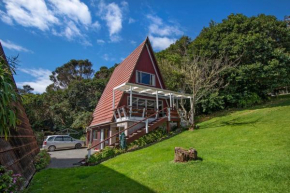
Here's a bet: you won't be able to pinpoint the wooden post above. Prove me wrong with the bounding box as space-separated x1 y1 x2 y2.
167 121 170 133
177 121 181 128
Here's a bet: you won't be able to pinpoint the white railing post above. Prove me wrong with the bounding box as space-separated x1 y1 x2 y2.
122 107 127 117
168 107 171 121
100 129 104 150
88 149 91 158
130 86 132 118
146 119 149 133
117 108 122 119
142 108 146 118
156 90 159 119
113 111 117 120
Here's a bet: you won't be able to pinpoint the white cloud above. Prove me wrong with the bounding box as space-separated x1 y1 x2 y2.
0 39 32 53
128 17 135 24
97 39 105 44
130 40 136 45
0 10 13 25
0 0 100 45
98 0 124 42
147 14 183 50
17 68 52 93
48 0 92 25
149 35 176 50
92 21 101 30
147 14 182 36
2 0 59 31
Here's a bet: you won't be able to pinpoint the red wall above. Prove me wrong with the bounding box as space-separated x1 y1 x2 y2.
129 47 165 89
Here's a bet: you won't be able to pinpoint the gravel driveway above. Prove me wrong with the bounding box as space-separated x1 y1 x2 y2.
48 148 88 168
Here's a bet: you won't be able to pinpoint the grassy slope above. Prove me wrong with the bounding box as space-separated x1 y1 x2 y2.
27 96 290 193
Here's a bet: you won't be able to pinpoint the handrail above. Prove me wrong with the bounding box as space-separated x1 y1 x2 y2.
88 107 168 150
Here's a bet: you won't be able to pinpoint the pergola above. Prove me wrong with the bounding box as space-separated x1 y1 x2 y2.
113 82 192 116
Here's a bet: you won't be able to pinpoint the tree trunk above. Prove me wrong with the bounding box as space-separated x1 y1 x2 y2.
189 95 195 131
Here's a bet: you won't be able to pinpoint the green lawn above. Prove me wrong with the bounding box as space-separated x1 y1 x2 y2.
27 96 290 193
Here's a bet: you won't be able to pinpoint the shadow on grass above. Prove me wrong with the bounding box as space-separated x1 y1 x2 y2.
199 117 262 130
28 162 155 193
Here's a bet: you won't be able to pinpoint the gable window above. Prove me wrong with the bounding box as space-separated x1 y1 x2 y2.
136 71 155 86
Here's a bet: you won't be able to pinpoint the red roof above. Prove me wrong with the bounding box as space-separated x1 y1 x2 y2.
90 38 148 127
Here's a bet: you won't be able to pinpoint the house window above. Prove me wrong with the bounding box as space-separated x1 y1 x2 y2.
93 130 98 140
136 71 155 86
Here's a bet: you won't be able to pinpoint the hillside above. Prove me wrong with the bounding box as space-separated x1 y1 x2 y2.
27 96 290 193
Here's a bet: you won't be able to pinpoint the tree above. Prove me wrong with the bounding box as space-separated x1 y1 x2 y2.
0 56 20 139
164 54 238 129
191 14 290 107
49 59 94 89
18 85 34 94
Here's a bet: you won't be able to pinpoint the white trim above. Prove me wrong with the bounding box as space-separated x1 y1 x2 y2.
113 82 191 98
146 44 163 89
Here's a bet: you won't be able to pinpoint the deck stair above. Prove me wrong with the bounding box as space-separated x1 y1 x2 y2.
88 107 180 153
112 116 167 147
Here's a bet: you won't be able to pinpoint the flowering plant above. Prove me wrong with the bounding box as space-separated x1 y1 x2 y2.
0 165 23 193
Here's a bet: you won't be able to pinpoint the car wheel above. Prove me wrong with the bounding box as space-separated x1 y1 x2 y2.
48 146 56 152
75 143 82 149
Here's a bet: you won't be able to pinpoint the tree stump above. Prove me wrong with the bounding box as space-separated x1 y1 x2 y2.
174 147 198 162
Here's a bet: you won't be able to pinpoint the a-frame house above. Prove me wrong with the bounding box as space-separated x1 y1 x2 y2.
87 37 190 152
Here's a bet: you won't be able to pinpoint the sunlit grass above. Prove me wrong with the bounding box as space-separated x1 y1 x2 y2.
27 96 290 193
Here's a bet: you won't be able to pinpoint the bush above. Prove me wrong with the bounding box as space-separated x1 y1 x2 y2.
87 147 121 164
33 150 51 171
0 165 23 193
128 128 168 149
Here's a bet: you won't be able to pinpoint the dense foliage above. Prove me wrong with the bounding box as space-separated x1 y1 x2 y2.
157 14 290 114
0 165 22 193
21 61 116 133
33 150 51 171
0 56 20 139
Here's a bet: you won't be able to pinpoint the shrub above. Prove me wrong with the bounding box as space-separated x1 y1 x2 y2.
33 150 51 171
87 147 119 164
0 165 23 193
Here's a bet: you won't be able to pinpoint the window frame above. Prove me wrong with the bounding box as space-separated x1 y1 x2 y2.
93 130 98 140
136 70 156 86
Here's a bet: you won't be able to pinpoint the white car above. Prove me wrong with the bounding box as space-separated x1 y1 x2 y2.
42 135 85 152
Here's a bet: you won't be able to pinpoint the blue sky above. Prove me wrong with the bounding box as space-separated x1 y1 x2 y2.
0 0 289 93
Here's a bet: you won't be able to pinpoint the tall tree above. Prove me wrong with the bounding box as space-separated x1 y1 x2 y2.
49 59 94 89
